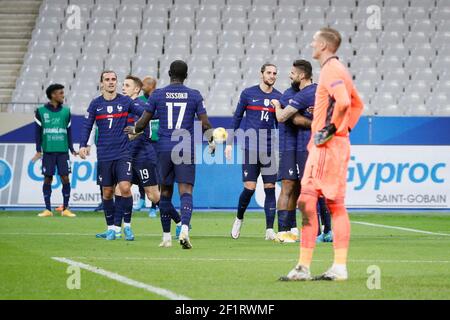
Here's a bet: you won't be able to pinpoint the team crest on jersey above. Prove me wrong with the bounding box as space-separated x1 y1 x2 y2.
117 105 123 112
264 99 270 107
107 106 113 113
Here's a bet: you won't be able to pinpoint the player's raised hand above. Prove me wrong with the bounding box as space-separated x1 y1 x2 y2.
314 123 337 147
78 147 88 159
270 99 281 109
225 145 232 160
31 152 42 163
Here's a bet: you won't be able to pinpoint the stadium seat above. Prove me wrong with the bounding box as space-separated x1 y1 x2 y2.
142 16 167 31
196 17 221 32
121 0 146 8
274 6 298 22
91 5 116 19
116 17 140 32
228 0 251 8
192 42 217 56
279 0 300 6
248 6 273 21
384 19 409 34
404 7 430 22
223 18 248 32
221 5 246 21
189 55 213 70
253 0 277 6
300 6 326 20
326 7 352 21
196 5 221 21
305 0 329 7
219 42 245 57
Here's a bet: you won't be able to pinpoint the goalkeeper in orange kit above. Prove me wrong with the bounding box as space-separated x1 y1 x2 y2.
280 27 364 281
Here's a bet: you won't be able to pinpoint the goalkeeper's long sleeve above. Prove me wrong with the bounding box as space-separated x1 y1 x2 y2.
348 86 364 131
329 82 351 133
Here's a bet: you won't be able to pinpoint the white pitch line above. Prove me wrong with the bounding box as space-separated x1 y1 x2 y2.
352 221 450 237
0 232 263 238
67 256 450 264
51 257 191 300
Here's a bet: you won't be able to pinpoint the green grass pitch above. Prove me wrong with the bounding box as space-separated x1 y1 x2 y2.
0 211 449 300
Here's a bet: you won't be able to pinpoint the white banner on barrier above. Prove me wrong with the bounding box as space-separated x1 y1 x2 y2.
254 145 450 209
0 144 142 207
0 144 449 209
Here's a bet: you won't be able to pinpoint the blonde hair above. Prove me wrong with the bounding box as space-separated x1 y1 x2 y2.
318 27 342 53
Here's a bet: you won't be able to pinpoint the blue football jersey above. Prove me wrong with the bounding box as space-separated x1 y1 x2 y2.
146 83 206 152
289 83 317 151
128 97 156 164
278 86 299 152
80 93 144 161
229 85 282 151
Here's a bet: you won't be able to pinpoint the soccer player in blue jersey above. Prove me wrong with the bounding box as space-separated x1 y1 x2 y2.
126 60 215 249
110 75 161 240
78 70 145 241
133 76 159 217
272 60 332 243
225 63 282 240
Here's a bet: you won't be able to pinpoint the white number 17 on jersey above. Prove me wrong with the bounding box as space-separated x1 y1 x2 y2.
166 102 187 129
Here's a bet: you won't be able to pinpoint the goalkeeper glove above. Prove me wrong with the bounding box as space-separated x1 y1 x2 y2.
314 123 337 146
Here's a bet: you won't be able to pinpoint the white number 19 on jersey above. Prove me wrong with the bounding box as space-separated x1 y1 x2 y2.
166 102 187 129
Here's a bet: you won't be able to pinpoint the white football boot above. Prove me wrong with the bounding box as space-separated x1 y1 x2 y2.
159 233 172 248
279 264 312 281
314 265 348 281
179 229 192 249
231 218 242 239
265 228 277 240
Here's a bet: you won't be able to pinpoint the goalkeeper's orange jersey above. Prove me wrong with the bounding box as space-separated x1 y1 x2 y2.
312 56 364 137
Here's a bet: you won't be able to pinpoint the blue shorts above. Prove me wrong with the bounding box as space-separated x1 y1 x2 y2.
158 151 195 186
132 161 158 187
97 159 132 187
278 150 298 181
242 148 277 184
296 151 308 180
42 152 71 176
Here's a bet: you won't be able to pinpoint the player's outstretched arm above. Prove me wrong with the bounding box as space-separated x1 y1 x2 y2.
291 113 312 129
132 110 153 134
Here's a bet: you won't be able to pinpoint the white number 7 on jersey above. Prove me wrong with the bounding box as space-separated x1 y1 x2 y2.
166 102 187 129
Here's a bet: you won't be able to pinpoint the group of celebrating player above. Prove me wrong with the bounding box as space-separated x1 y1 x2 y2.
33 27 364 281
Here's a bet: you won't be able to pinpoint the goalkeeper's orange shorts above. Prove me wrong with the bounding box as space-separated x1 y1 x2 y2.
301 136 351 201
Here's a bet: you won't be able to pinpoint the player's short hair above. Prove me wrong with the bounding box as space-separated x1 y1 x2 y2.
125 75 143 89
293 60 313 79
169 60 188 80
318 27 342 53
100 70 117 82
45 83 64 100
261 63 277 73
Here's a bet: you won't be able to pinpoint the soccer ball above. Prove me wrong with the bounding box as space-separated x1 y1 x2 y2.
212 127 228 144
